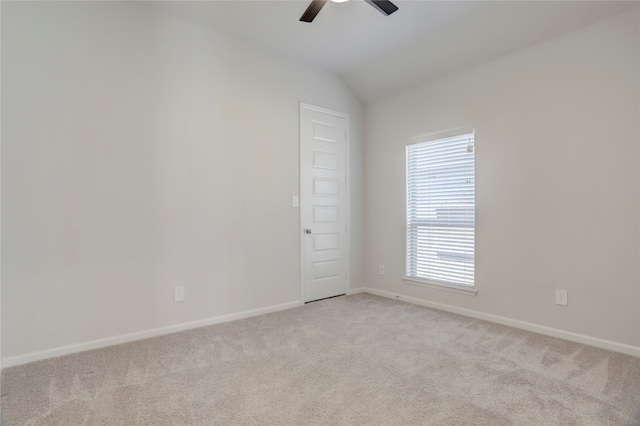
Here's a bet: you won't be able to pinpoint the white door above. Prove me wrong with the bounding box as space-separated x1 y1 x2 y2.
300 103 349 303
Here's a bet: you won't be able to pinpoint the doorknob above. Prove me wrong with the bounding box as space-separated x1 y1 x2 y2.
304 228 312 234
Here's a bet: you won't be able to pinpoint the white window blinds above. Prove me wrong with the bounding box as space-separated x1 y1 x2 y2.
406 132 475 288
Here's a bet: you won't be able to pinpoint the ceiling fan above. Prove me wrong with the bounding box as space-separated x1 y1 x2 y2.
300 0 399 23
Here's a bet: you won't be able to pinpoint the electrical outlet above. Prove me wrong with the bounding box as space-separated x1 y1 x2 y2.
555 289 567 306
379 264 385 275
174 286 184 302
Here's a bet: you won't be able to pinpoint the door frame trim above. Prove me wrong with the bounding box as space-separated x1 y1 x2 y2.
299 102 350 303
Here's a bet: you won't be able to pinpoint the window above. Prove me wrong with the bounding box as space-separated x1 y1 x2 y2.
405 130 476 295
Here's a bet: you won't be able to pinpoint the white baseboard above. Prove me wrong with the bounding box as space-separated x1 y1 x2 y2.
2 300 304 368
359 287 640 358
4 289 638 368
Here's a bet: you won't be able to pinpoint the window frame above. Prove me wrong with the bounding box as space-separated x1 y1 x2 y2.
403 128 477 296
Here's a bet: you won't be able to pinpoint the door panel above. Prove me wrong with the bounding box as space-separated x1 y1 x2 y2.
300 104 348 303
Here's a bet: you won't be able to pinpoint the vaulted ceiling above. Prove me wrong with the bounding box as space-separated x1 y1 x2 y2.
150 1 638 105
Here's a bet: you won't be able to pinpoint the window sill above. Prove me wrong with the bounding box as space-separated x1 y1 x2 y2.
403 277 477 296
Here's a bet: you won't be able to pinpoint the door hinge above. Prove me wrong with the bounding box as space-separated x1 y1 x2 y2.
345 224 347 232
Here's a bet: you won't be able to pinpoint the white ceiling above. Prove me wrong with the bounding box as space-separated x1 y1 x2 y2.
150 0 638 104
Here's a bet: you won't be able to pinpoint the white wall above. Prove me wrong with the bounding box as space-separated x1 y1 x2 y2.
1 1 364 361
364 9 639 348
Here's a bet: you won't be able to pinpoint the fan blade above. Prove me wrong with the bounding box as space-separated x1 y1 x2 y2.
364 0 398 16
300 0 328 23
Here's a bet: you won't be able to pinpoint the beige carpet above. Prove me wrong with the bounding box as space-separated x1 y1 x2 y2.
1 293 639 425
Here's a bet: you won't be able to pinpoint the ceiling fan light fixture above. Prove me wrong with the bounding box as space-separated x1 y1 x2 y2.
300 0 396 23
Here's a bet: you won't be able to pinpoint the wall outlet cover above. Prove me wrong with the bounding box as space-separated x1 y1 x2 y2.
174 286 185 302
555 289 568 306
